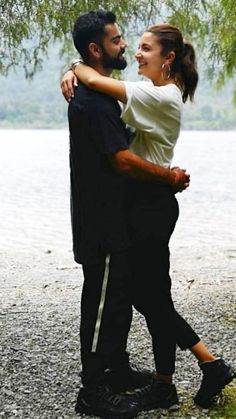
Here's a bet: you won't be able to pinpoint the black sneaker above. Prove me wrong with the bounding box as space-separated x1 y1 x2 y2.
105 365 153 392
194 358 236 408
75 384 139 418
133 378 179 411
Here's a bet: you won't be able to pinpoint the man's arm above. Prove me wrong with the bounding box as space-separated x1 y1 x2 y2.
109 149 190 192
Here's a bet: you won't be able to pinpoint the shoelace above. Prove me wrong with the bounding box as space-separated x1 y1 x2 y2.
98 386 123 406
128 364 147 374
126 382 153 399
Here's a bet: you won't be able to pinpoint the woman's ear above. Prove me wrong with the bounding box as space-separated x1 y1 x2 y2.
88 42 102 59
166 50 176 65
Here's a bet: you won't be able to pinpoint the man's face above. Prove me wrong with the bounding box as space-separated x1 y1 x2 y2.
100 23 127 70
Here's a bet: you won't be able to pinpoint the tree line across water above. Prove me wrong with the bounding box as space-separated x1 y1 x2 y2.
0 47 236 130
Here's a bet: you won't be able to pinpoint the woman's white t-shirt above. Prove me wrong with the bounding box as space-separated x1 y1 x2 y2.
121 81 183 168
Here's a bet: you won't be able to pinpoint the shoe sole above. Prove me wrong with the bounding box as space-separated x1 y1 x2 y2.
75 400 139 419
194 370 236 408
141 401 179 412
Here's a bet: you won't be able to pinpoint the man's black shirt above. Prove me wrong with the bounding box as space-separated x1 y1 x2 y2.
68 83 130 264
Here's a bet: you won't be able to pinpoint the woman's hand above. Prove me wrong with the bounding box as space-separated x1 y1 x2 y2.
60 70 78 102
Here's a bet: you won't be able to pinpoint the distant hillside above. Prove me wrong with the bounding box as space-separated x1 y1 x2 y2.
182 78 236 130
0 46 68 129
0 45 236 130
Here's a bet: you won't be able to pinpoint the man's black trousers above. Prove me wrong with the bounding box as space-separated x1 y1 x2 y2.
80 251 132 385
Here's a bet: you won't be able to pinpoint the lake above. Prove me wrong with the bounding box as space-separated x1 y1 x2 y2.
0 129 236 270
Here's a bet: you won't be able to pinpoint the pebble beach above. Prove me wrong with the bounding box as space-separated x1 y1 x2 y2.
0 129 236 418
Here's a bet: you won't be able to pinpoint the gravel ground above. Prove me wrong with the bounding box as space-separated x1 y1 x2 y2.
1 249 235 419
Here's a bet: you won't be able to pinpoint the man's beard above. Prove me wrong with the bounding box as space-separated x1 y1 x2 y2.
101 47 127 70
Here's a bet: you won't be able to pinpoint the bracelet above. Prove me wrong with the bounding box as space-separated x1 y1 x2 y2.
70 59 84 72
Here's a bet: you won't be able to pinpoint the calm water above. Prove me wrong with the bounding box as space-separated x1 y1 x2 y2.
0 129 236 254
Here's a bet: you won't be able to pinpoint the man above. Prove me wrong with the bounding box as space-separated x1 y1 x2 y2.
63 10 189 418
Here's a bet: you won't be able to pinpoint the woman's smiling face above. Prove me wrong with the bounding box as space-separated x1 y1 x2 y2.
135 31 174 85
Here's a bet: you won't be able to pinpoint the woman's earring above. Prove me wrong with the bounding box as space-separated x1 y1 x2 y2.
161 63 171 80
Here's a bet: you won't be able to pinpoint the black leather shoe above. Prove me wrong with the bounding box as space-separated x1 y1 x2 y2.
194 358 235 408
104 365 153 392
75 384 139 418
132 378 179 411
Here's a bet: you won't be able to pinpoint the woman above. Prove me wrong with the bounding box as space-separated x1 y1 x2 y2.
61 23 235 409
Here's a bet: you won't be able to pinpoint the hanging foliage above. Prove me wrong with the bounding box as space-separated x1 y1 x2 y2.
1 0 236 91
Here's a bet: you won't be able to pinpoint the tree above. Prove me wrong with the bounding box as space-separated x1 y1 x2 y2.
204 0 236 97
0 1 159 77
0 0 236 91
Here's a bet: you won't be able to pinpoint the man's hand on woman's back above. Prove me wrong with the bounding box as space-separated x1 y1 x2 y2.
171 167 190 193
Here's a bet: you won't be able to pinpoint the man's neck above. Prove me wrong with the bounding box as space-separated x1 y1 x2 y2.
87 60 112 77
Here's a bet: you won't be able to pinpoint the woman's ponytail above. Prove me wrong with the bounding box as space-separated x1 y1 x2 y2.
180 42 198 103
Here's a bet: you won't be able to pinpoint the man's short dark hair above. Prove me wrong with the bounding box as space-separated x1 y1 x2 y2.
73 10 116 62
